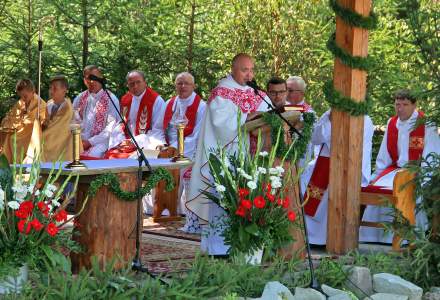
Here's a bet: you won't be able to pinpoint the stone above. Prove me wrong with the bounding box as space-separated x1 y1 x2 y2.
431 288 440 293
328 294 353 300
321 284 351 298
424 292 440 300
366 293 409 300
260 281 294 300
373 273 423 300
293 287 326 300
344 266 373 299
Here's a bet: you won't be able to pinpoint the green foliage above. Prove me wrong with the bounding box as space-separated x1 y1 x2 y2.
15 252 301 299
315 257 349 289
87 167 174 202
262 111 315 161
0 152 80 280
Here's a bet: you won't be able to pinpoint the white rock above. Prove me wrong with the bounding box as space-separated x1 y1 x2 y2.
321 284 351 298
294 287 326 300
344 266 373 298
366 293 409 300
424 292 440 300
373 273 422 300
328 294 353 300
260 281 294 300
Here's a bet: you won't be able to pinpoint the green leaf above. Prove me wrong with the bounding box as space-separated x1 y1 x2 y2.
245 223 260 236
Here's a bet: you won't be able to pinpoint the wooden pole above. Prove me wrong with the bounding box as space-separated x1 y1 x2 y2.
326 0 371 254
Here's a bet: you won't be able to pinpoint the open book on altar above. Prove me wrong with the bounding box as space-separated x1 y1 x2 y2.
243 108 302 132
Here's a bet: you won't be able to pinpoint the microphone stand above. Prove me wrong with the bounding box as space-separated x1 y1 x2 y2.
90 76 159 279
298 191 323 293
246 80 302 139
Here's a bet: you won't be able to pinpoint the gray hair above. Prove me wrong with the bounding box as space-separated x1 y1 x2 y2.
286 76 307 91
126 70 146 82
175 72 195 84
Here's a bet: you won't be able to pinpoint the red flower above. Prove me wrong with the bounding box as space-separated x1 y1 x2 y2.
264 182 272 194
276 198 282 206
15 208 30 219
17 219 31 234
241 199 252 210
37 202 49 217
54 210 68 223
266 192 275 202
238 188 250 199
288 211 296 222
46 223 59 236
20 201 34 213
15 201 34 218
30 218 44 231
235 206 246 217
282 197 290 209
253 196 266 209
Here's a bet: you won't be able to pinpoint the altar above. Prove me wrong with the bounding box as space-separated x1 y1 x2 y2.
25 158 191 272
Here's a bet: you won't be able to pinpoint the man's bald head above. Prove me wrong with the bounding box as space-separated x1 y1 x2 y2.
231 53 254 86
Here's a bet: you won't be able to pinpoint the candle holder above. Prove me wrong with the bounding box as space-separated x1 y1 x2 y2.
171 123 191 163
66 124 87 169
170 105 191 163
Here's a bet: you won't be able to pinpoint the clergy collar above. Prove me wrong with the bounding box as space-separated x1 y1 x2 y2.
176 91 195 103
222 74 249 89
397 110 418 126
90 88 104 98
133 89 146 101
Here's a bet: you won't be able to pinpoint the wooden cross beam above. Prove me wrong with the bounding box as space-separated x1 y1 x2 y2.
327 0 371 254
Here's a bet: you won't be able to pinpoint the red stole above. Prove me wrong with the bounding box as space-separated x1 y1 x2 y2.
304 152 330 217
104 87 159 159
120 87 159 138
372 111 425 183
162 94 202 144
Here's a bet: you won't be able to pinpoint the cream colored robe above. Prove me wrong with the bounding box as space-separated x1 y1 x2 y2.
0 95 46 163
42 98 78 162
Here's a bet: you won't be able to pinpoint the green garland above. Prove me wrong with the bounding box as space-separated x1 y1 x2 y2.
326 33 373 71
323 80 371 116
325 0 377 115
262 112 315 161
329 0 378 30
87 167 174 201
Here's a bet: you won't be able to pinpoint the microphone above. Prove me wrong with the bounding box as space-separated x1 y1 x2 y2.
88 74 107 86
246 79 260 93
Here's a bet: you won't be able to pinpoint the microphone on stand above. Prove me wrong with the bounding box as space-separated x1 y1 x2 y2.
88 74 107 86
246 80 302 138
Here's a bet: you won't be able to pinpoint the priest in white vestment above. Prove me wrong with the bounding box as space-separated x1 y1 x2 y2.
160 72 206 230
186 53 270 255
72 65 119 158
360 90 440 243
300 109 374 245
108 70 166 156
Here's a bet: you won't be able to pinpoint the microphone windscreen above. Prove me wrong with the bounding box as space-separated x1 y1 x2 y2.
246 80 259 90
88 74 106 85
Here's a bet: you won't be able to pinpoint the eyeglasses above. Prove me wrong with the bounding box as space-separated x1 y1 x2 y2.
268 90 287 96
287 89 303 93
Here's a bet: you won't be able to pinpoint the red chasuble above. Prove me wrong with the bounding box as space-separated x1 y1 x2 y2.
162 94 202 144
303 153 330 217
104 87 159 159
371 111 425 183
